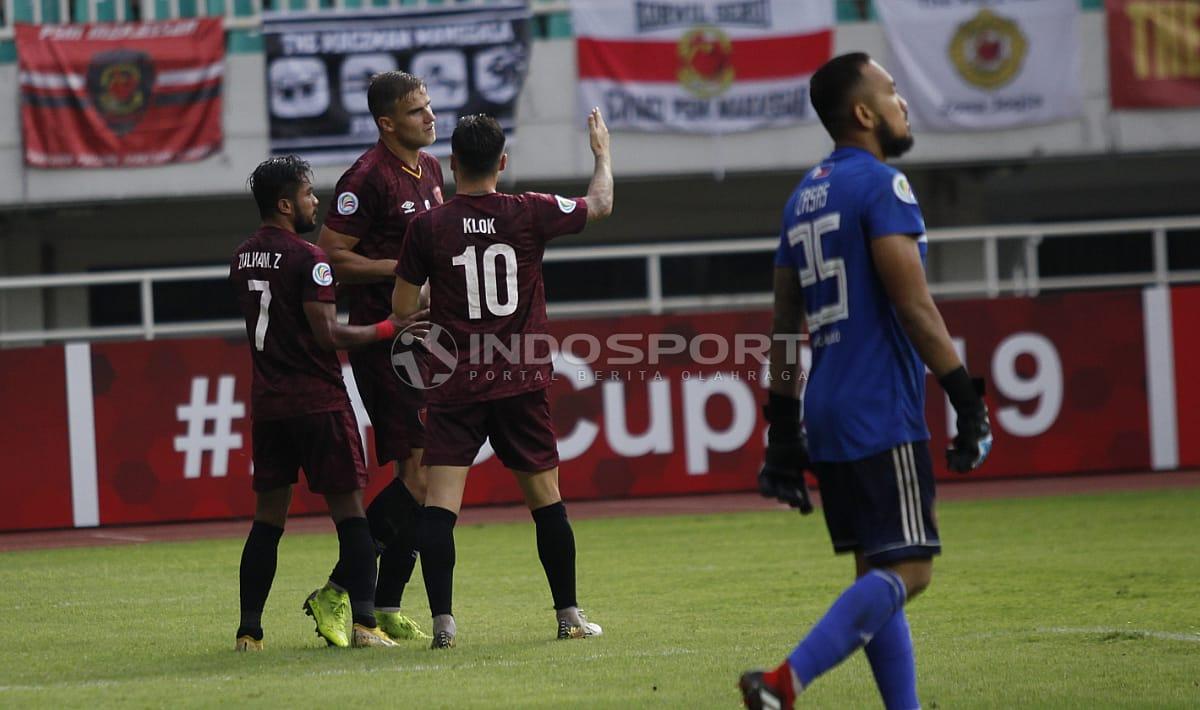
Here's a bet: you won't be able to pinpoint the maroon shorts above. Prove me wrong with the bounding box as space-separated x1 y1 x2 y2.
348 343 425 466
252 408 368 494
422 388 559 472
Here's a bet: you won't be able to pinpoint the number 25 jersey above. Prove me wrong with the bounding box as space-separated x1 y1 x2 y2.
776 146 929 462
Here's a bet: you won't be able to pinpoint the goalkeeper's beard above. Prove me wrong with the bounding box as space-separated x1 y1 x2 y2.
878 122 914 159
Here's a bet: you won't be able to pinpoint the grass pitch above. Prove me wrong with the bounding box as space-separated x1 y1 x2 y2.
2 487 1199 708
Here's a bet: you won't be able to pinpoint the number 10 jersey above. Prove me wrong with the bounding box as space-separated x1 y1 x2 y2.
396 191 588 405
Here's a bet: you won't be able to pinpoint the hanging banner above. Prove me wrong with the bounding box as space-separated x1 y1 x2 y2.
874 0 1082 131
1106 0 1200 109
571 0 833 133
262 3 530 165
15 19 224 168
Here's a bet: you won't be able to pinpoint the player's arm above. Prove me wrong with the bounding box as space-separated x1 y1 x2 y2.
768 266 804 399
759 266 813 514
870 235 959 374
871 234 992 472
317 226 397 284
303 301 429 351
584 107 613 222
392 278 423 320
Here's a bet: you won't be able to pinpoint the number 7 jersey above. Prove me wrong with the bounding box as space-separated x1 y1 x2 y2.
229 226 349 421
776 146 929 462
396 192 588 405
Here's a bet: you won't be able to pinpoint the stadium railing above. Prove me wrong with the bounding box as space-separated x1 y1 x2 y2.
0 0 1102 42
2 215 1199 345
0 0 571 39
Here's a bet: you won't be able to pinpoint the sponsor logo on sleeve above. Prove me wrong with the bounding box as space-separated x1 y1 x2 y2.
555 195 577 214
337 192 359 215
892 174 918 205
312 262 334 286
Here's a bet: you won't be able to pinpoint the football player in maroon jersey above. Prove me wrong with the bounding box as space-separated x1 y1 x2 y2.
230 155 428 650
312 72 445 642
392 109 613 648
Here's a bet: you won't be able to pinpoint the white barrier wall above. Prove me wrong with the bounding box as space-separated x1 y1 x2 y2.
2 12 1200 208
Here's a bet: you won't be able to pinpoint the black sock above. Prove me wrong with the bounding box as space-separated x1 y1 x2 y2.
238 521 284 638
532 502 577 611
419 506 458 618
376 545 418 610
335 516 378 628
370 479 422 608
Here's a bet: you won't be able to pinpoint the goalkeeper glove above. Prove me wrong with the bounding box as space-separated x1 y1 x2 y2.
759 392 813 514
939 366 993 473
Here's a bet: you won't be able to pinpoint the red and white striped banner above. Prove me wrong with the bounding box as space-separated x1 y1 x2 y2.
571 0 833 133
15 19 224 168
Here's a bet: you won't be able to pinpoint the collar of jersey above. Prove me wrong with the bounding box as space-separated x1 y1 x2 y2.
829 145 876 162
378 140 423 179
258 224 302 240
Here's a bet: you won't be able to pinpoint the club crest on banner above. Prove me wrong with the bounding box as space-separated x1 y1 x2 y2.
86 49 156 135
678 26 735 98
949 9 1028 90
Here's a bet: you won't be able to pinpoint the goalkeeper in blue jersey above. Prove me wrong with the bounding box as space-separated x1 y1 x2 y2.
740 53 992 710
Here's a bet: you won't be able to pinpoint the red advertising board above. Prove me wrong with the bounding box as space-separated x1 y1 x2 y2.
0 347 74 531
1106 0 1200 108
0 286 1188 532
932 291 1150 478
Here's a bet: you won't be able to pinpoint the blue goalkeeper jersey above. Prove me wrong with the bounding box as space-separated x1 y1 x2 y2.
775 146 930 462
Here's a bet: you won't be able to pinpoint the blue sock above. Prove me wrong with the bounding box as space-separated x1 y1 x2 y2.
865 608 919 710
787 569 907 688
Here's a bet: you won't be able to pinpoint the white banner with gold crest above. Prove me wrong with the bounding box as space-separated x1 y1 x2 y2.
874 0 1082 131
571 0 834 133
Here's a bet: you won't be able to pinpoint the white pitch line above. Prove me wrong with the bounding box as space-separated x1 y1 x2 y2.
1038 626 1200 643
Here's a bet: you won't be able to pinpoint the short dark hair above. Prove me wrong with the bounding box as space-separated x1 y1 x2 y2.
809 52 871 139
451 114 505 179
248 155 311 218
367 71 425 119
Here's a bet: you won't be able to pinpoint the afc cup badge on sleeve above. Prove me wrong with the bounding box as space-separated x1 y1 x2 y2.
336 192 359 215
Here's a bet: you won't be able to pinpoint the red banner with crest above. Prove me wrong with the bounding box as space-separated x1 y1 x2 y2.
15 19 224 168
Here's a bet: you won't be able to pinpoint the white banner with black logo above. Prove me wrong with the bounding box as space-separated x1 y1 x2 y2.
262 3 530 164
874 0 1082 131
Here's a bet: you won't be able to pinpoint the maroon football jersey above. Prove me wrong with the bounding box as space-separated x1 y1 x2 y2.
323 142 445 325
229 226 349 421
396 192 588 404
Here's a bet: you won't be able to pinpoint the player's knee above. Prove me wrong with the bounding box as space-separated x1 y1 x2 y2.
885 558 933 599
325 491 366 523
903 565 933 599
254 487 292 527
397 458 427 503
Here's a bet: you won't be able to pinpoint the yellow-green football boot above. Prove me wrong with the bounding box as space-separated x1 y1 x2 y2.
303 585 350 648
377 610 431 641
